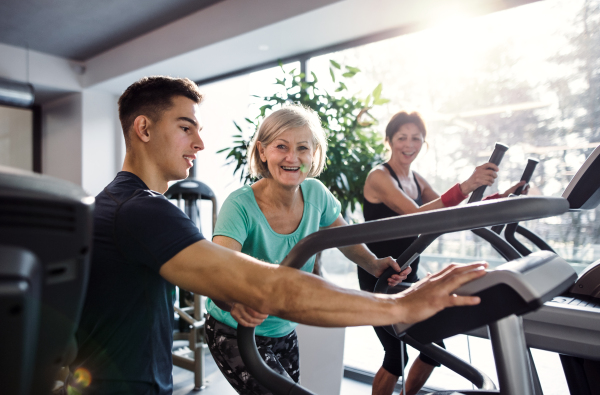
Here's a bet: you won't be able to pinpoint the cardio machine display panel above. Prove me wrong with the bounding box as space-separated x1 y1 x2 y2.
562 144 600 210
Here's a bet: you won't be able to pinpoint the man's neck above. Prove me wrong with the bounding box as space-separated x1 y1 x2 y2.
122 154 169 193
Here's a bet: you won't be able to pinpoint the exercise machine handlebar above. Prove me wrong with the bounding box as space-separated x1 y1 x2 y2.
468 142 509 203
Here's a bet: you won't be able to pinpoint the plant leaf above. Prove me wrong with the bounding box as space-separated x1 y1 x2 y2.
372 83 383 100
373 98 390 105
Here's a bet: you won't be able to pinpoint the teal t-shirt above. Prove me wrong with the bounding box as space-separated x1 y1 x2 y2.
206 178 341 337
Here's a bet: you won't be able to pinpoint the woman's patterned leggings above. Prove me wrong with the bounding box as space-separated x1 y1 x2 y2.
205 314 300 395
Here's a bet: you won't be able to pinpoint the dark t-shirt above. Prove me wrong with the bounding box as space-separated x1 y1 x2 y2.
71 171 204 394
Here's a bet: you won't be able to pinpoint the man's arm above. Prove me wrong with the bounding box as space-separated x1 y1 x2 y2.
211 235 268 327
159 239 487 327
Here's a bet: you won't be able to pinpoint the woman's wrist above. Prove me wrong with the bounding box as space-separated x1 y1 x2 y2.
441 183 469 207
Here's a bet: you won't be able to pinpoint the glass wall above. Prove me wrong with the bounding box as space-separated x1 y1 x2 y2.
0 104 33 171
311 0 600 274
308 0 594 393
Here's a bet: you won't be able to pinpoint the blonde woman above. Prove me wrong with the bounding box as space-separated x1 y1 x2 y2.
205 105 408 394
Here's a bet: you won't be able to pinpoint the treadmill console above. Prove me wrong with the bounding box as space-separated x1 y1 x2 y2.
562 144 600 210
569 259 600 299
393 251 577 343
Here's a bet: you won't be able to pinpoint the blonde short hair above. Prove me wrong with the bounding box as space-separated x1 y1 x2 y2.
248 105 328 179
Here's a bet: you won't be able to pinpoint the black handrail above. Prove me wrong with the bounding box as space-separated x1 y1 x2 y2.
403 335 497 391
237 325 315 395
468 142 509 203
280 197 567 270
374 228 520 294
504 223 533 256
372 228 519 390
471 227 520 261
504 223 556 256
491 157 538 234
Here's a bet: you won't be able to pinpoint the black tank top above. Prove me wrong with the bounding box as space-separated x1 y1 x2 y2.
358 163 422 290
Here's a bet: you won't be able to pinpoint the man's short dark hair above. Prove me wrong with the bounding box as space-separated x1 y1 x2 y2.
118 76 203 147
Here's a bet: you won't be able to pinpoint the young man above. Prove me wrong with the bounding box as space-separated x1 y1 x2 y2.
69 76 486 394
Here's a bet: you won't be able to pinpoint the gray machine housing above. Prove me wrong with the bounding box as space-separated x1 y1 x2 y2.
393 251 577 343
0 166 94 395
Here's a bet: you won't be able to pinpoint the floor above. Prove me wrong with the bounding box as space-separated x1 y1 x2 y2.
172 354 432 395
172 331 570 395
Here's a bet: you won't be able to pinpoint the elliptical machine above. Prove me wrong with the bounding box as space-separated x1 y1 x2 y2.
234 193 573 395
231 142 582 395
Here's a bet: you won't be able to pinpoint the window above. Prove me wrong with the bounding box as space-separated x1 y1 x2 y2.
312 1 593 393
312 0 599 274
195 62 300 237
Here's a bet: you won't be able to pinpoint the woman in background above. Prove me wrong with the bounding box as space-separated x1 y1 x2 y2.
361 111 526 395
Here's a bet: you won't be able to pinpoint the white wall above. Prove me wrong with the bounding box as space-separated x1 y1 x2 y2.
0 105 33 171
0 42 82 91
296 325 346 395
81 90 122 196
39 89 122 195
41 93 82 185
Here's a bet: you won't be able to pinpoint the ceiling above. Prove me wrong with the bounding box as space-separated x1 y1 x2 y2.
0 0 224 61
0 0 540 103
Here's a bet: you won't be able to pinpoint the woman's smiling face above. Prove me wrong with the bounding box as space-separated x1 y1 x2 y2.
389 122 424 166
258 126 315 188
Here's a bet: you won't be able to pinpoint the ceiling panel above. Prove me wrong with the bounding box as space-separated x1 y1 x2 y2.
0 0 224 61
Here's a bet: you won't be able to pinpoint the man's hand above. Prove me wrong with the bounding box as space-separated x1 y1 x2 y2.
231 303 268 327
395 262 488 325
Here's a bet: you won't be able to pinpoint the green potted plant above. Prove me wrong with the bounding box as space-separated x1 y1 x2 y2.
218 60 389 217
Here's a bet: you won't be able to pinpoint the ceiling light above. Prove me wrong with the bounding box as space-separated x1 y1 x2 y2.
0 78 34 108
258 45 269 51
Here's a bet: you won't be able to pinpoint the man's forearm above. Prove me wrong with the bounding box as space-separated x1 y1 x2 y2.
161 239 486 329
263 268 404 327
161 239 404 327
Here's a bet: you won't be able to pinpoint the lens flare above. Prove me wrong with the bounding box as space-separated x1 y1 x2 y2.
300 163 309 173
69 367 92 391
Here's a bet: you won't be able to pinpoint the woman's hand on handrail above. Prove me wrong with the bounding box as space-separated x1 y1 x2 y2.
325 215 410 285
231 303 269 328
370 256 411 286
499 180 530 198
459 162 499 195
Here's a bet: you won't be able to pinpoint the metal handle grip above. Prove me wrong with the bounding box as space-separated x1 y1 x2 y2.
468 142 509 203
492 158 539 233
515 158 538 196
